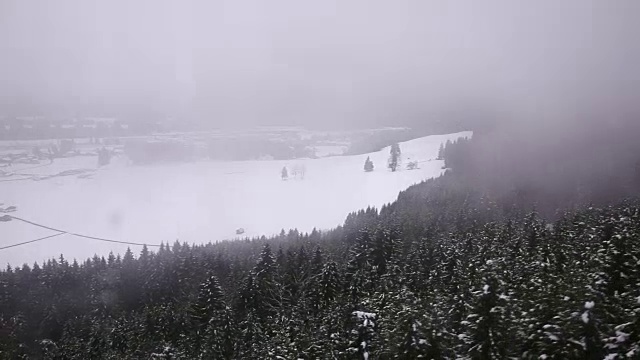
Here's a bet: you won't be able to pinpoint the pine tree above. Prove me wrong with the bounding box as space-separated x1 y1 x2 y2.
370 227 400 276
192 274 226 328
311 246 324 276
347 310 378 359
388 143 401 172
382 287 449 359
319 261 341 308
253 244 279 320
192 276 235 359
281 166 288 180
237 310 267 358
346 230 377 302
364 156 374 172
463 276 512 359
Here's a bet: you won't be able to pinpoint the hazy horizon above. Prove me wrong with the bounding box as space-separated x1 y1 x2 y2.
1 0 640 130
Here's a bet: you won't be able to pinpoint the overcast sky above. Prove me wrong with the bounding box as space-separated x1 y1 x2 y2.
0 0 639 128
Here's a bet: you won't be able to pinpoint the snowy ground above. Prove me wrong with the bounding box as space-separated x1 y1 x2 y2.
0 131 471 266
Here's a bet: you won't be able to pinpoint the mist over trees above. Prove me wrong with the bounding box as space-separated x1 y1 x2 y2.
1 122 639 358
440 119 640 217
1 0 640 356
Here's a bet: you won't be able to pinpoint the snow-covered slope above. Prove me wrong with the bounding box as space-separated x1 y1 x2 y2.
0 131 471 265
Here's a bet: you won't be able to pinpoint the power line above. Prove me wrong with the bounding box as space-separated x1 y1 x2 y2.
8 216 62 233
0 232 65 250
2 215 162 250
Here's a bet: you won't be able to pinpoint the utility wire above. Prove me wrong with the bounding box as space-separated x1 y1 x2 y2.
0 232 65 250
2 215 162 250
9 216 71 233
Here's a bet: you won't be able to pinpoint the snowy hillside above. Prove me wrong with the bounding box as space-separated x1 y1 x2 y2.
0 131 471 266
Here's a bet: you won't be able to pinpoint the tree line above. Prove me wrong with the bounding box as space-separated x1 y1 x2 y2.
1 125 639 359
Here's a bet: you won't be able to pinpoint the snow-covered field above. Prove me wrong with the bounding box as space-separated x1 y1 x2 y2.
0 131 471 266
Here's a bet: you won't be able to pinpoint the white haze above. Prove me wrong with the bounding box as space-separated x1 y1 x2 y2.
1 1 639 128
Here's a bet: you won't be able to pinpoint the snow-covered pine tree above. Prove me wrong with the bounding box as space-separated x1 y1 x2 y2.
375 284 429 359
318 261 341 308
237 310 267 358
348 310 378 359
346 230 378 302
200 308 235 359
191 274 226 328
462 276 512 359
311 246 324 276
370 227 400 276
253 243 280 321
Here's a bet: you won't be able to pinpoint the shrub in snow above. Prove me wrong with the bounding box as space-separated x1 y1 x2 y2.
406 160 419 170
